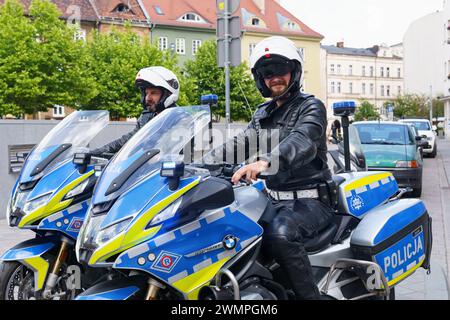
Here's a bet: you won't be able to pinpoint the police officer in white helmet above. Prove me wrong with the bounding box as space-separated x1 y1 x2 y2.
226 36 334 299
90 66 180 157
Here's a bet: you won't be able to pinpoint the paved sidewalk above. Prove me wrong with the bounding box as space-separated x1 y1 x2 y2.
394 138 450 300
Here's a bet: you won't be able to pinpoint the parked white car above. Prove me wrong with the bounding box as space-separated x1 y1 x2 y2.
399 119 437 158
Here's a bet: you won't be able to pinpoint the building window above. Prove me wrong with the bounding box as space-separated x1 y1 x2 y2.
330 64 335 74
398 86 402 95
397 68 401 78
380 67 384 77
362 66 366 77
370 66 374 77
370 83 374 95
349 65 353 76
381 85 385 96
298 48 305 61
252 18 260 26
349 82 353 94
176 38 185 55
337 64 341 74
192 40 202 55
179 13 205 23
287 21 297 30
387 67 390 78
53 105 65 118
249 43 256 58
158 37 168 51
331 82 335 94
73 28 86 42
362 83 366 95
114 4 129 13
153 5 164 15
387 85 391 97
337 82 341 93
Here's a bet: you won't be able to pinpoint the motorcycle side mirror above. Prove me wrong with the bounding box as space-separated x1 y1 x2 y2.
161 161 185 191
73 153 91 174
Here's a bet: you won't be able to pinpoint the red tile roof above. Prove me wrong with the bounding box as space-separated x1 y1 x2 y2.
1 0 150 23
141 0 323 39
0 0 100 22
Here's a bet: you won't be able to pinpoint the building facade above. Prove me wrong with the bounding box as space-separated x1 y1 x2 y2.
141 0 216 66
403 0 450 138
322 43 404 120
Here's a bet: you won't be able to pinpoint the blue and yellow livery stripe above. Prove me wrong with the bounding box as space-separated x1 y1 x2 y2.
88 177 201 265
344 172 393 193
19 171 94 228
21 256 50 291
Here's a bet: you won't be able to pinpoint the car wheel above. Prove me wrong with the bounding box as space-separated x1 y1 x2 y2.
430 144 437 158
412 187 422 198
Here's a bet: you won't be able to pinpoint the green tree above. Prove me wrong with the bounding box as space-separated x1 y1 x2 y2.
183 41 264 122
391 94 427 119
354 100 380 121
81 26 178 119
0 0 96 118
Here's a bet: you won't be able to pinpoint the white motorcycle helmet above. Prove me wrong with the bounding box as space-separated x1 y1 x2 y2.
135 66 180 112
249 36 304 99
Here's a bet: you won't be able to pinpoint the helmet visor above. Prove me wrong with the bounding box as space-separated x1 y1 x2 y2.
256 63 292 80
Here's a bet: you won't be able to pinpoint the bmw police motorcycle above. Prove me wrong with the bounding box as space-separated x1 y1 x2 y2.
0 111 114 300
75 104 432 300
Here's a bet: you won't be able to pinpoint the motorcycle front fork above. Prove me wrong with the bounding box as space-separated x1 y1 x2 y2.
42 240 71 299
145 278 165 300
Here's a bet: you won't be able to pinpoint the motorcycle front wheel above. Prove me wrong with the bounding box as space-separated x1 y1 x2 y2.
0 261 39 300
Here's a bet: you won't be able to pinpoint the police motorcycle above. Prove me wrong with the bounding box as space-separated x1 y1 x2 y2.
0 111 115 300
74 104 432 300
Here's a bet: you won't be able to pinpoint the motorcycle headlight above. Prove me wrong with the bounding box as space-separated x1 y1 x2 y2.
23 193 52 215
95 217 133 246
149 197 183 227
64 176 95 200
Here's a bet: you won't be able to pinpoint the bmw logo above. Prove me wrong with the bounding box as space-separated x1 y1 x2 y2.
222 235 238 250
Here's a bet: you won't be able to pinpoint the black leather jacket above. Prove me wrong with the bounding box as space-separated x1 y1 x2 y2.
204 92 331 191
92 104 177 156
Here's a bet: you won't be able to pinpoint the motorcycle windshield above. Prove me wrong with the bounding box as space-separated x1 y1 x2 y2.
338 125 367 171
19 111 110 184
93 106 211 204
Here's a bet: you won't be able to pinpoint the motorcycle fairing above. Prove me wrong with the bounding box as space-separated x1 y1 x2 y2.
38 200 90 239
338 171 398 219
0 236 60 261
18 167 94 228
113 206 264 300
87 177 202 265
0 236 61 291
75 275 149 300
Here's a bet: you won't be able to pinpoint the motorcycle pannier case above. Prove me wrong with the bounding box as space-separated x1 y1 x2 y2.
350 199 432 287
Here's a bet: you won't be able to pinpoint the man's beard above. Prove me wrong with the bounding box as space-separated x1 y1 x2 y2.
146 102 157 112
269 80 289 98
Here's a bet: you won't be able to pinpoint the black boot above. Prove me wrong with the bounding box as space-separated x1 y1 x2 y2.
264 235 321 300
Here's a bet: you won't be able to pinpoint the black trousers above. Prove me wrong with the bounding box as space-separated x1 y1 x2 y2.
262 198 334 300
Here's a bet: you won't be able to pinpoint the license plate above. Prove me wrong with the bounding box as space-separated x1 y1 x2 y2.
374 227 425 283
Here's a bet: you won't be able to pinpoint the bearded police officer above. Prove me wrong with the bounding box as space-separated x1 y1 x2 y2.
215 36 334 300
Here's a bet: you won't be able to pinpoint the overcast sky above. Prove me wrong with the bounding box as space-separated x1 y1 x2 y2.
280 0 445 48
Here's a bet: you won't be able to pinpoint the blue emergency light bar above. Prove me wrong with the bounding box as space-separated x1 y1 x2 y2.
201 94 218 106
333 101 356 117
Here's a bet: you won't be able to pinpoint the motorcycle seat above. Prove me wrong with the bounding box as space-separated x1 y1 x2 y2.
304 223 339 253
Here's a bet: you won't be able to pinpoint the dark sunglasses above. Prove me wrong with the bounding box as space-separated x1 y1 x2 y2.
256 63 292 79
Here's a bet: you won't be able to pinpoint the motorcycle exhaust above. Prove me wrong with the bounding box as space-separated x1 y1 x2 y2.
198 285 235 300
199 269 240 300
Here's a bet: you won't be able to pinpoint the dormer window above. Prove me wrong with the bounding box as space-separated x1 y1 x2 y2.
113 3 133 14
179 13 206 23
252 18 260 26
287 21 296 29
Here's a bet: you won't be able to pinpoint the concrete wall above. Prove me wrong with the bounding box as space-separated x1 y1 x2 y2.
0 120 136 220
